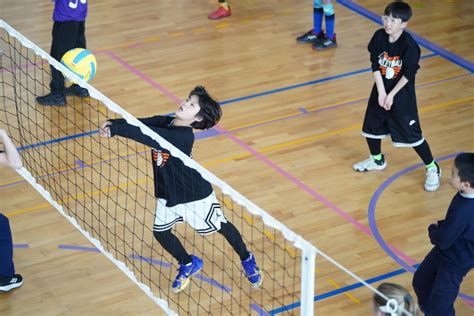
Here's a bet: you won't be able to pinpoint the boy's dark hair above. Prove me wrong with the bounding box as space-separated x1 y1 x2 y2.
455 153 474 187
189 86 222 130
384 1 412 22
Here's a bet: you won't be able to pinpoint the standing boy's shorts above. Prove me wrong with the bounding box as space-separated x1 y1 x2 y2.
153 192 227 235
362 99 425 147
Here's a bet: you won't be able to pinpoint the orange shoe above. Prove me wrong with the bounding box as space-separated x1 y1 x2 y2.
208 6 231 20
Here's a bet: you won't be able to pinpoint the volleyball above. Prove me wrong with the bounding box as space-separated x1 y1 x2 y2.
60 48 97 82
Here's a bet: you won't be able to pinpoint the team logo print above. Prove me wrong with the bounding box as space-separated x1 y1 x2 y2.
378 52 402 79
152 149 170 167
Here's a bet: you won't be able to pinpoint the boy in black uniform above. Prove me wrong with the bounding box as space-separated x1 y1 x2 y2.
413 153 474 315
99 86 262 293
353 1 441 191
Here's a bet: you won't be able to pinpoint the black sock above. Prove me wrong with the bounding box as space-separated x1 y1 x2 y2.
154 230 192 265
366 138 382 158
414 140 435 166
218 222 249 261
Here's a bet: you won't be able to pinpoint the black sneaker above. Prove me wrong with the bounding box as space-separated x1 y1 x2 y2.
0 274 23 292
65 84 89 98
36 93 66 106
296 30 326 45
313 34 337 50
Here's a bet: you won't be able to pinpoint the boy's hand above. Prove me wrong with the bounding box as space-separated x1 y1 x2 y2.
383 93 394 111
99 121 111 138
378 92 387 108
0 128 6 139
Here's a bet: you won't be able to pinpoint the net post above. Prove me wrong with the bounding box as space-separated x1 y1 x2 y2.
299 240 317 316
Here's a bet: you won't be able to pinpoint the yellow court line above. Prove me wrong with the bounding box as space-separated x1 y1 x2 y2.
327 279 361 304
1 94 471 189
5 177 145 218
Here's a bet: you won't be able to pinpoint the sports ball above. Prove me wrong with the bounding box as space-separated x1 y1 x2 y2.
60 48 97 82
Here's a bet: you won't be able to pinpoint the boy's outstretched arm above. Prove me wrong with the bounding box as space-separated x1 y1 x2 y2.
0 129 22 169
99 120 162 149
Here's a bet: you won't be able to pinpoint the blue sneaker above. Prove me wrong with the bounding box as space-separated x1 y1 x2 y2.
172 255 203 293
241 252 263 288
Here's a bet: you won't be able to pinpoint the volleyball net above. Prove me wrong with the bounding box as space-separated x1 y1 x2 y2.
0 19 412 315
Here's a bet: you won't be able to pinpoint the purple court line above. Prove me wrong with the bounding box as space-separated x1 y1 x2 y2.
58 244 101 252
337 0 474 72
368 152 474 305
13 244 29 248
129 254 171 268
0 70 466 192
96 51 181 104
103 45 438 273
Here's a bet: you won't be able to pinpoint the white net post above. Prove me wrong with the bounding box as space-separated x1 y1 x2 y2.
299 239 317 315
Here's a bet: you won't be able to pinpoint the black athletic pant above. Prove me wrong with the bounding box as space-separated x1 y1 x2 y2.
50 21 86 95
154 221 249 265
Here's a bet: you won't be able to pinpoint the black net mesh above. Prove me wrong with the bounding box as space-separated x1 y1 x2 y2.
0 24 304 315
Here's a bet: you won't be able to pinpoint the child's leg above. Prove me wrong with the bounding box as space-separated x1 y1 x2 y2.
218 222 249 261
313 0 324 34
428 265 470 316
218 221 263 287
153 229 192 265
322 0 335 39
0 214 15 278
414 140 435 165
414 140 441 191
367 137 382 158
412 248 440 314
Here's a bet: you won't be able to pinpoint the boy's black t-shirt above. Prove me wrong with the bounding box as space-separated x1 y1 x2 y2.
108 116 213 207
368 29 420 110
429 192 474 270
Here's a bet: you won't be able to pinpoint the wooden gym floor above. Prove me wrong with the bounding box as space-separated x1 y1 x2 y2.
1 0 473 314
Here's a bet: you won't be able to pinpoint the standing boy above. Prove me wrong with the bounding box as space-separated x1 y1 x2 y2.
99 86 262 293
296 0 337 50
353 1 441 191
413 153 474 315
36 0 89 106
0 129 24 292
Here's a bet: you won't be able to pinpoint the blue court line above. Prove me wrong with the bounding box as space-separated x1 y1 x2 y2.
13 53 436 154
18 130 97 152
270 264 420 315
337 0 474 72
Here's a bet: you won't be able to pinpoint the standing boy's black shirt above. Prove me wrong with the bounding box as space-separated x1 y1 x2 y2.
108 116 213 207
429 192 474 269
368 29 420 110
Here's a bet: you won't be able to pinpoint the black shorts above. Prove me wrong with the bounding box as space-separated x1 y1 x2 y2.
362 95 424 147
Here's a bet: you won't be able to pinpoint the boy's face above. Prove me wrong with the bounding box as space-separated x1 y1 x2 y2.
449 165 471 191
382 14 407 36
176 95 202 122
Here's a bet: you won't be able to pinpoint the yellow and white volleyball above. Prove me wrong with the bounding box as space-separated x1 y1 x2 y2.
60 48 97 82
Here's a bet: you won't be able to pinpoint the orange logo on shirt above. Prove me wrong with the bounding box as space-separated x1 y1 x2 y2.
378 52 402 79
152 149 170 167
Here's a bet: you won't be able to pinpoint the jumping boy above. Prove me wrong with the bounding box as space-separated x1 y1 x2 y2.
353 1 441 191
412 153 474 315
99 86 262 293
